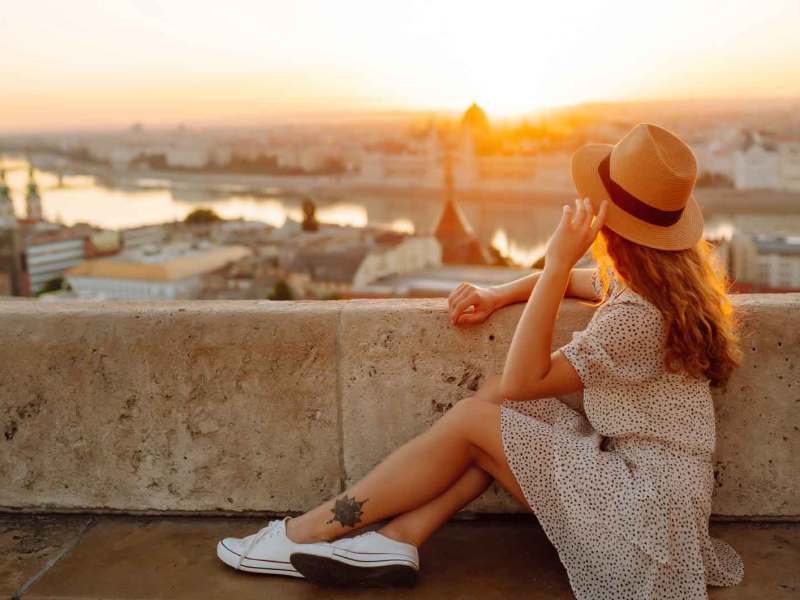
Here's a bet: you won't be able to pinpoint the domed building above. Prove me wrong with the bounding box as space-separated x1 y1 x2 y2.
461 102 490 133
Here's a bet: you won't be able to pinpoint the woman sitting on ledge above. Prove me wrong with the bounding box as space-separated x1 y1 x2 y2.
216 123 744 599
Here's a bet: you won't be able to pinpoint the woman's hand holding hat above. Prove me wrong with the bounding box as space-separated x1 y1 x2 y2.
544 197 608 275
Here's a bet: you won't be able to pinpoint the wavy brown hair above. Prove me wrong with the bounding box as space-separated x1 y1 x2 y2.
591 226 741 388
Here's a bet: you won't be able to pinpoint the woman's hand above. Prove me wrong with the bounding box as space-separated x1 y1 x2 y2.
544 197 608 274
448 283 501 326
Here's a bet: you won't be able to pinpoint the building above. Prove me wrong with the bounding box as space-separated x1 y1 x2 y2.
285 230 441 298
434 158 492 265
199 254 280 300
24 166 43 222
734 142 780 190
357 129 443 187
0 169 22 295
727 231 800 291
730 130 800 191
164 146 210 169
121 225 167 252
21 232 86 295
752 235 800 290
778 137 800 192
65 242 251 300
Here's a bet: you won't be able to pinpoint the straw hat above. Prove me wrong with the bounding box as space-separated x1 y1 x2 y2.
571 123 703 251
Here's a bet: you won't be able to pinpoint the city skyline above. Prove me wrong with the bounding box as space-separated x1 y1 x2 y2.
2 0 799 132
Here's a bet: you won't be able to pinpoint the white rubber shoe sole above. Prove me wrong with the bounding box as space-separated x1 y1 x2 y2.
217 539 303 578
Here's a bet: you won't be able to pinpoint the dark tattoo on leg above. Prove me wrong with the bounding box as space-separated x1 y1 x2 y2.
326 494 368 528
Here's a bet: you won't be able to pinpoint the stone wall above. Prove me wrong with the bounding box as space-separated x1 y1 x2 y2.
1 296 798 518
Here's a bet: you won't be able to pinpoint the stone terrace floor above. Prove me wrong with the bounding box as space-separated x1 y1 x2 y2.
2 515 798 600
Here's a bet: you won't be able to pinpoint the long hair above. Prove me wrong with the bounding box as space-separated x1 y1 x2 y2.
591 226 741 388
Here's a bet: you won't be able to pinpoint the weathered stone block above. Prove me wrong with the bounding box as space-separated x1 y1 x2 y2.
1 295 798 518
713 294 800 517
338 298 593 513
0 301 342 513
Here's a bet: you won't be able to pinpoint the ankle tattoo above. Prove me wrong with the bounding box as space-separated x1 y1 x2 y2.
326 494 368 528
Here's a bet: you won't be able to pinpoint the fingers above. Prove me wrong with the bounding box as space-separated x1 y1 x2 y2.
590 199 609 237
560 203 573 229
573 197 584 228
448 284 472 314
448 282 467 310
583 197 595 229
451 290 479 324
456 311 487 326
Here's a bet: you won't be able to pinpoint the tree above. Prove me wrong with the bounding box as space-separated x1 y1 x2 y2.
268 279 294 301
37 276 64 296
301 199 319 232
184 208 222 225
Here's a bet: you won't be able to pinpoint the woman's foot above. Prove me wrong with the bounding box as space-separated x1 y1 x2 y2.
290 530 419 587
216 517 327 578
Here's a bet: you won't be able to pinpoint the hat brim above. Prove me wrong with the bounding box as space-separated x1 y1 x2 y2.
571 143 704 251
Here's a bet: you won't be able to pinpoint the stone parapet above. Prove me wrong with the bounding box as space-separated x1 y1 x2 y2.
1 296 798 518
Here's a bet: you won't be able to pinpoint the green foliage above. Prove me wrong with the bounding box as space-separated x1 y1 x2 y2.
37 276 64 296
184 208 222 224
268 279 294 301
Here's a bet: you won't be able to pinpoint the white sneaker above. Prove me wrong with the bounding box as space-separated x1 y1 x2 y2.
290 530 419 587
216 517 325 578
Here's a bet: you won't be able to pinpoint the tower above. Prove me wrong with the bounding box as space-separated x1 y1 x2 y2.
0 169 16 226
0 168 22 295
25 165 43 222
433 154 491 265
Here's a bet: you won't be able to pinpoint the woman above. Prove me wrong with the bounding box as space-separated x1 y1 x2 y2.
216 123 744 599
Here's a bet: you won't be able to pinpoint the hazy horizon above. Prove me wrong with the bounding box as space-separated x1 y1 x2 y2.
2 0 799 133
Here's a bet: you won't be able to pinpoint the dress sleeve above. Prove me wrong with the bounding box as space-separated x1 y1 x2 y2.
591 267 618 299
591 268 602 297
560 298 663 388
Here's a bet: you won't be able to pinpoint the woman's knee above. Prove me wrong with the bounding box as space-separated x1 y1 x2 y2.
438 396 498 440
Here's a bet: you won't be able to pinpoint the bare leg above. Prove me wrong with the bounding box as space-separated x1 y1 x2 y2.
376 380 519 547
286 397 527 544
378 466 492 547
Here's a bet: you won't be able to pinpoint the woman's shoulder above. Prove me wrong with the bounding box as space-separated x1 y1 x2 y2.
593 268 660 316
588 277 665 345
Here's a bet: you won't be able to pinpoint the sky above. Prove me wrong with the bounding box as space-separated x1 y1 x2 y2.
1 0 799 132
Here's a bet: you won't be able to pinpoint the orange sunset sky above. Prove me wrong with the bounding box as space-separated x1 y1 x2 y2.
1 0 799 132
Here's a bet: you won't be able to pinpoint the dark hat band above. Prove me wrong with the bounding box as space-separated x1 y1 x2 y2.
598 154 684 227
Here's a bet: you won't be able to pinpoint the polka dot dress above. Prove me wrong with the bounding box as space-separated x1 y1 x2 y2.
500 269 743 600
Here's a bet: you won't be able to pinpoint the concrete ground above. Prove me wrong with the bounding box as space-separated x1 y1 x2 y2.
1 515 798 600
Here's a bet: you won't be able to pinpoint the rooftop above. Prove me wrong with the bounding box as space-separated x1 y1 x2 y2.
65 243 251 282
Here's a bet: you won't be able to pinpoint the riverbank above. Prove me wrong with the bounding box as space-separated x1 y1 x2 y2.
34 154 800 215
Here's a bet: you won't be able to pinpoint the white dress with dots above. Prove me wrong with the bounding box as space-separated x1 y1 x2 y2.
500 270 743 600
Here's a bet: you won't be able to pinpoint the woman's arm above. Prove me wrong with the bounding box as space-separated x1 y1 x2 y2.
447 266 598 326
500 198 607 401
492 267 598 306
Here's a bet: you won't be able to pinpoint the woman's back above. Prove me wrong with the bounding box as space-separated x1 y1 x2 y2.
561 271 717 457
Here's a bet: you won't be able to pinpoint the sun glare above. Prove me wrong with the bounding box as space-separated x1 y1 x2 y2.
0 1 798 130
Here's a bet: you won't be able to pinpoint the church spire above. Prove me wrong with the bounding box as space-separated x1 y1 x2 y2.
434 153 490 265
0 168 17 227
25 164 43 222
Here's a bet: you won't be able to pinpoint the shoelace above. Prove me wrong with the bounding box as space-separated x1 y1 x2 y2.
237 520 281 569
